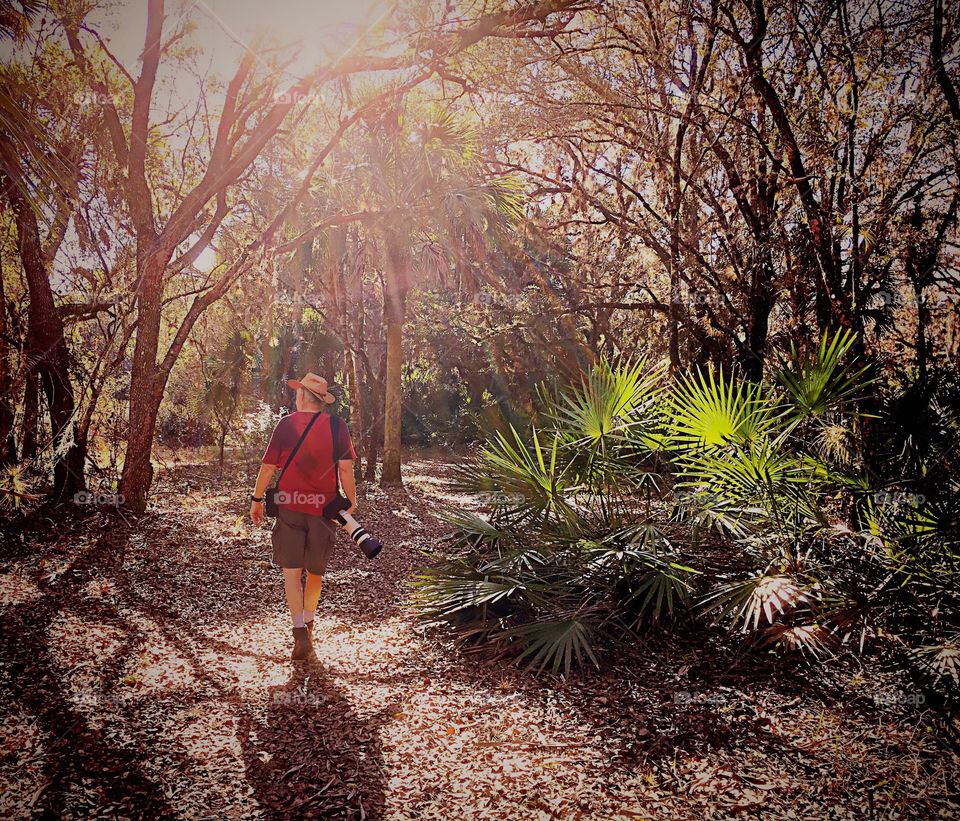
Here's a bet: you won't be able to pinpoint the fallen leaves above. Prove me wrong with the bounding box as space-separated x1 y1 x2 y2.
0 456 956 819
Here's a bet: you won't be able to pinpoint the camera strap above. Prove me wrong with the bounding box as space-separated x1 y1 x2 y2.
275 411 323 489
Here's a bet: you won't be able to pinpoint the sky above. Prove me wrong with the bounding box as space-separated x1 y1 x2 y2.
90 0 392 84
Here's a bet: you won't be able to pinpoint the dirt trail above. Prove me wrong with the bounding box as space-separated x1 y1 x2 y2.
0 456 956 819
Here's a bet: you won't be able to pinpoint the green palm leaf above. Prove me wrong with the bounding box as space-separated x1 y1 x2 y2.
410 568 525 618
453 423 577 523
773 329 872 420
497 617 601 674
669 367 781 451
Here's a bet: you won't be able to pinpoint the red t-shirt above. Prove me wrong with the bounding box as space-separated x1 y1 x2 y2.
261 412 356 515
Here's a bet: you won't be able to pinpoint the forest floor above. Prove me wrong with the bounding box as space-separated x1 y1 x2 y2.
0 451 957 820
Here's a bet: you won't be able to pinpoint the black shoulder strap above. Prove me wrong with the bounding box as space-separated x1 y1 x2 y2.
331 414 343 495
276 411 322 485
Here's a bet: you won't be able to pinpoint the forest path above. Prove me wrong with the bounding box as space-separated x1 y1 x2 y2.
0 455 955 819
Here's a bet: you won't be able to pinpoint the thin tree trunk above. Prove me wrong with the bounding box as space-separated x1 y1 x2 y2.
345 349 364 482
380 231 407 486
1 150 85 499
119 254 165 511
740 254 776 382
364 340 386 483
20 372 38 462
0 269 16 464
381 318 403 484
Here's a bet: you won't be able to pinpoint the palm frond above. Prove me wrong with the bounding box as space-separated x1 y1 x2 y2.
909 639 960 684
452 424 577 523
496 617 601 674
669 367 781 451
410 568 525 618
759 623 837 659
773 329 872 420
699 574 812 632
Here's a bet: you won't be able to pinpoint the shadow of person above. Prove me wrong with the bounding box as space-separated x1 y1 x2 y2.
239 658 387 819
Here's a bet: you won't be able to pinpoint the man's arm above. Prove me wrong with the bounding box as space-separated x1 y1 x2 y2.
338 460 356 515
250 463 277 525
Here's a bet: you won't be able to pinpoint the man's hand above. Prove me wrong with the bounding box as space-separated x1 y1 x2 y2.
250 464 276 527
338 460 356 518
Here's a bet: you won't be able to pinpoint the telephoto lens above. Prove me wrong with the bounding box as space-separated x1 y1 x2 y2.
322 496 383 559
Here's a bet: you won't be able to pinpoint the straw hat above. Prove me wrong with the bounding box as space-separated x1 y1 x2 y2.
287 372 336 404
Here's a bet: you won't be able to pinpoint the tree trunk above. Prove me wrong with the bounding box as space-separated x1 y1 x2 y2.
0 271 16 464
120 384 164 511
364 337 386 483
1 153 85 499
218 427 227 471
119 254 165 511
380 318 403 484
380 230 407 486
740 256 776 382
345 349 364 482
20 373 38 462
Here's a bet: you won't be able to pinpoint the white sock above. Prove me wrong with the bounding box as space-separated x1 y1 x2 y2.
303 609 315 625
293 613 305 628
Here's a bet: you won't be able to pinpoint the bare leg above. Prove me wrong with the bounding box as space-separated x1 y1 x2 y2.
303 572 323 617
282 567 305 626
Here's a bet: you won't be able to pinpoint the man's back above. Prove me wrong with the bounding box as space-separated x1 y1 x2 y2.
262 411 356 515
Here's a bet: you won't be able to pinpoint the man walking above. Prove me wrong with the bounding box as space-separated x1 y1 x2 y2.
250 373 357 661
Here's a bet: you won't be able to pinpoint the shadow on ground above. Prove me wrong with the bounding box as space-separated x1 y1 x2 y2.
239 660 389 819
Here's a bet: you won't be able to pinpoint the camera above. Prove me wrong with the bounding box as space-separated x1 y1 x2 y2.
322 496 383 560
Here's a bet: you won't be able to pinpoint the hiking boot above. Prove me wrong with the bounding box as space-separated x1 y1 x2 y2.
291 626 311 661
305 619 315 644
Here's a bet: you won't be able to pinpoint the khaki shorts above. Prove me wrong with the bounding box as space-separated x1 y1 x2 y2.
271 506 337 575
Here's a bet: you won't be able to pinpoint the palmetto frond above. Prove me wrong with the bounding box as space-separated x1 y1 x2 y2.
624 564 694 624
773 329 872 421
579 530 696 623
672 485 758 537
438 507 512 550
410 566 525 618
496 617 601 674
700 574 813 632
452 424 577 523
816 422 856 466
549 357 667 448
910 639 960 684
543 357 668 493
676 435 825 531
759 623 837 659
669 368 782 451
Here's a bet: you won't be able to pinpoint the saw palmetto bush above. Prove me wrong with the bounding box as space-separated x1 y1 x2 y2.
413 333 959 687
412 359 696 673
